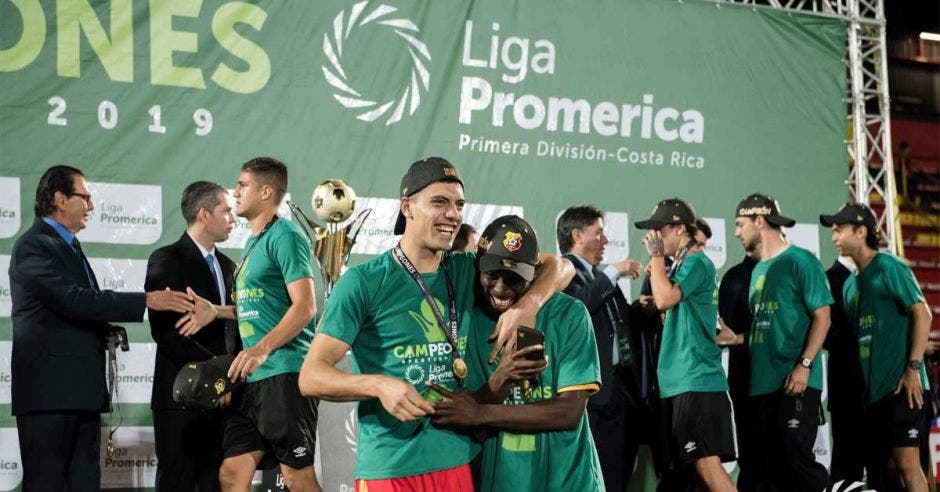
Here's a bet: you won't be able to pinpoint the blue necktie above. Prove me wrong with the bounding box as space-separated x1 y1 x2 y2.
206 254 219 289
72 238 96 289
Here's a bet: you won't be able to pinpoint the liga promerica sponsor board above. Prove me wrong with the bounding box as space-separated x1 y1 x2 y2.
0 1 848 490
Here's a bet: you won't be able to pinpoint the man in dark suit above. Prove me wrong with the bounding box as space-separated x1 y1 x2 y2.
145 181 237 492
716 252 759 490
556 205 643 491
822 257 866 484
9 165 193 491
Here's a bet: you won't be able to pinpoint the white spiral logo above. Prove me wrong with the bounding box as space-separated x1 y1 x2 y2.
322 1 431 125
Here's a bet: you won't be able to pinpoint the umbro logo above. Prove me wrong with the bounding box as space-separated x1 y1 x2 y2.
908 428 919 439
684 441 696 453
787 418 800 429
292 446 307 458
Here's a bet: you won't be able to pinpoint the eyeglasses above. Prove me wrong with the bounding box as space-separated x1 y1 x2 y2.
70 192 93 204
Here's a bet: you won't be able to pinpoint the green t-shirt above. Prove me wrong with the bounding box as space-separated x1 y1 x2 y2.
316 251 481 480
658 252 728 398
235 219 316 382
844 252 928 403
748 246 833 396
466 293 605 492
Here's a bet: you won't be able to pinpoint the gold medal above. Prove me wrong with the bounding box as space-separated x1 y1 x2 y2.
452 357 468 379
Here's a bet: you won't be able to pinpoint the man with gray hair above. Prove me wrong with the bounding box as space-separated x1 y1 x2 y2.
145 181 237 491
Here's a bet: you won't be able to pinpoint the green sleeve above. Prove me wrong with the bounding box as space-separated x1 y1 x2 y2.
884 259 926 309
673 255 706 299
555 300 602 392
316 268 368 346
271 226 313 285
796 252 834 312
447 251 477 288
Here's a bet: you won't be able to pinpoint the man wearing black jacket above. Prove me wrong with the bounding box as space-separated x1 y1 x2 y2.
9 165 193 491
556 205 642 491
145 181 237 492
717 252 758 490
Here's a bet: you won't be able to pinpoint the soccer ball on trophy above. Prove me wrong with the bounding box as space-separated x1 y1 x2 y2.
311 179 357 223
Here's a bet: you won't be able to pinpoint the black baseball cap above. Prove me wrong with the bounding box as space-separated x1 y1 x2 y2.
735 193 796 228
819 202 877 231
172 354 242 409
393 157 463 235
477 215 539 282
635 198 697 230
695 218 712 239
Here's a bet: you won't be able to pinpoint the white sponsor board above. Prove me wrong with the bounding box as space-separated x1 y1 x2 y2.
81 182 162 245
701 217 726 269
601 212 633 300
87 257 147 321
87 257 147 293
0 342 10 405
787 223 821 259
0 428 22 491
219 191 292 250
0 256 9 317
113 343 156 404
0 178 20 239
100 427 157 489
343 197 523 255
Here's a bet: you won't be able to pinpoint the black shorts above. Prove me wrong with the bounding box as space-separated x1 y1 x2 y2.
663 391 737 465
222 373 319 469
866 391 926 451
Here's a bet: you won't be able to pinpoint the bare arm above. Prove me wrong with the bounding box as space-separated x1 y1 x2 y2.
433 389 589 432
489 254 575 361
784 305 830 395
227 277 317 381
299 332 434 421
908 302 931 365
895 302 932 409
648 256 683 311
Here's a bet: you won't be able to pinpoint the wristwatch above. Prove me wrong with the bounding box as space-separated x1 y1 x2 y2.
908 360 923 371
798 357 813 369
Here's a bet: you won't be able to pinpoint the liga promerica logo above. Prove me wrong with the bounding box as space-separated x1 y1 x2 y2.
322 1 431 125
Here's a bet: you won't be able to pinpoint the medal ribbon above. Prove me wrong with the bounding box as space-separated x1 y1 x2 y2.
392 244 463 382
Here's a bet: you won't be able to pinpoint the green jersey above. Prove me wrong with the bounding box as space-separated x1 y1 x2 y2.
748 246 833 396
843 252 928 403
466 293 605 492
316 251 480 480
658 252 728 398
235 219 315 382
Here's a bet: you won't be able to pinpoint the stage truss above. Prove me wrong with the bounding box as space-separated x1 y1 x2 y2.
716 0 900 254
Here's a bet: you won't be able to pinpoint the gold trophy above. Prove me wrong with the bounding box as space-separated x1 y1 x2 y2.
287 179 371 297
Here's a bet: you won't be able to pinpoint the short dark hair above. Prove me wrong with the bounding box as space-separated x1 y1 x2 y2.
34 165 84 217
557 205 604 253
241 156 287 202
451 223 477 252
181 181 226 225
852 224 880 249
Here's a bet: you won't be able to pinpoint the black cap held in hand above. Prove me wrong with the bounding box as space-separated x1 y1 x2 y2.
735 193 796 228
635 198 697 230
172 354 242 409
819 202 877 231
394 157 463 235
477 215 539 282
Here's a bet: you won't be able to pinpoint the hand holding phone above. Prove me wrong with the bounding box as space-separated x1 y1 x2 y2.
516 326 545 361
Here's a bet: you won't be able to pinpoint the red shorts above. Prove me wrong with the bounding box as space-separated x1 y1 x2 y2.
355 464 473 492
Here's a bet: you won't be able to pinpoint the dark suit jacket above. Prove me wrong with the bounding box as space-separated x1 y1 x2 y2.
562 253 635 408
823 260 864 412
9 219 146 415
145 233 236 410
718 255 757 400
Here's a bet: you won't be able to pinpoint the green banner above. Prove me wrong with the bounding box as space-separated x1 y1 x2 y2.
0 1 847 489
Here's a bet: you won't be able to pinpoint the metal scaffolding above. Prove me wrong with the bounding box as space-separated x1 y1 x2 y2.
716 0 900 254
